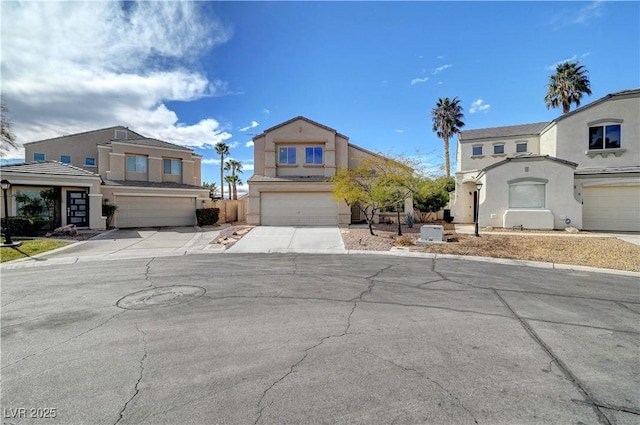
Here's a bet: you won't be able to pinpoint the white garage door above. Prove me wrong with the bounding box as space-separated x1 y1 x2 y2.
261 192 338 226
583 186 640 231
116 196 196 228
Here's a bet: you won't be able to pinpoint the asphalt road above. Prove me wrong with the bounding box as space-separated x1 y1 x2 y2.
1 254 638 425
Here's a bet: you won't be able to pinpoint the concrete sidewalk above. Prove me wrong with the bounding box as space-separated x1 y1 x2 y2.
226 226 346 254
455 224 640 246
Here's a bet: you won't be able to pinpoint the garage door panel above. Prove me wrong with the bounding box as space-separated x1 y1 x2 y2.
583 186 640 232
261 192 338 226
117 196 196 228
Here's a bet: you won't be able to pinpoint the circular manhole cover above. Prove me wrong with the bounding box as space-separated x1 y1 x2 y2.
117 285 206 310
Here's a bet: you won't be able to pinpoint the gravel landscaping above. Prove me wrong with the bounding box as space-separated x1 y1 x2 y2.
341 222 640 272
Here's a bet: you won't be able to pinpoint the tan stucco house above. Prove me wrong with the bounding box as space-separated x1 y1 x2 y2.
451 88 640 231
1 126 209 229
247 116 403 226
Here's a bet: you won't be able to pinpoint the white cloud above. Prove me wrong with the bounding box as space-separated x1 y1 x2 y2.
433 64 452 74
395 129 404 133
574 1 604 24
262 108 270 115
470 99 491 114
202 158 221 165
546 53 590 70
239 121 259 132
437 55 445 60
410 77 429 85
2 1 233 151
246 141 255 148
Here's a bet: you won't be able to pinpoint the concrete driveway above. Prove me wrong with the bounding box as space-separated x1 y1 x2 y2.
1 254 638 425
5 227 225 267
227 226 346 254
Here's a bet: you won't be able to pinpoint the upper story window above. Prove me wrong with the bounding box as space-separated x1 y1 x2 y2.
85 157 96 166
493 144 505 155
509 183 545 209
33 153 45 161
305 147 323 165
516 142 528 153
126 155 147 173
60 155 71 164
115 129 128 140
278 147 296 165
472 146 483 156
589 124 621 150
163 158 182 175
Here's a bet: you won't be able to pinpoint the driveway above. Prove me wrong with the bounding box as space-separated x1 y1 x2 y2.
227 226 346 253
1 254 638 425
5 227 225 268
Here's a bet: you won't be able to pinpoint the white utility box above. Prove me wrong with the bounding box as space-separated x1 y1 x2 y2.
416 225 446 245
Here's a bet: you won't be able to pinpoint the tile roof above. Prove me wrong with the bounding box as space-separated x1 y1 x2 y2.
459 122 550 141
481 154 578 173
105 138 193 151
23 126 144 145
0 161 101 178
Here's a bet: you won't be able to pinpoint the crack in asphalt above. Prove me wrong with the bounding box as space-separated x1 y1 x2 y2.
523 316 639 335
1 311 124 370
361 350 478 424
143 258 156 288
572 399 640 416
616 301 640 314
254 264 392 425
114 325 148 425
492 289 612 425
1 290 38 308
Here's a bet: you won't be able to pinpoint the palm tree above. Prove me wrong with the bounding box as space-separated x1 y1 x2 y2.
545 60 592 115
214 142 230 200
431 97 465 178
223 174 234 200
225 175 243 200
224 159 244 200
1 103 18 157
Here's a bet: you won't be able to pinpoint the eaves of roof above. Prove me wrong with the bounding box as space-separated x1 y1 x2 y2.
253 116 349 140
104 138 193 152
481 154 578 174
553 88 640 123
0 160 103 179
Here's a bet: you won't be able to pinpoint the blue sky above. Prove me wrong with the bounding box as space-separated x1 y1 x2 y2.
2 1 639 194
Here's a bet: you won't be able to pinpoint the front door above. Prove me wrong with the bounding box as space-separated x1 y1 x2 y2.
67 191 89 227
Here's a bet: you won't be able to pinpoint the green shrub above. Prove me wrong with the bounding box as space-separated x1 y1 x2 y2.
5 216 48 236
196 208 220 226
404 213 416 228
102 202 119 229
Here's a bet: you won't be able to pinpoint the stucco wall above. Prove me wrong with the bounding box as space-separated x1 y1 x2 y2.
548 94 640 168
478 157 582 229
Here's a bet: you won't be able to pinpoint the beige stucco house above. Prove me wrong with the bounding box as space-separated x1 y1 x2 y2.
247 116 405 226
451 88 640 231
1 126 209 229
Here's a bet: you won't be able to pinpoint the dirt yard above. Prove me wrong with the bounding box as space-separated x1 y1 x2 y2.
341 222 640 272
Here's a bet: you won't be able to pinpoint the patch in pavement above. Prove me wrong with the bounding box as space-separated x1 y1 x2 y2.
116 285 206 310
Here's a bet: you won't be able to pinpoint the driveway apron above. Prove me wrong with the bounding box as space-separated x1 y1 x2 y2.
226 226 346 254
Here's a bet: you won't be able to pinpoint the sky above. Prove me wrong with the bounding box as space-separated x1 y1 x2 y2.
2 1 639 195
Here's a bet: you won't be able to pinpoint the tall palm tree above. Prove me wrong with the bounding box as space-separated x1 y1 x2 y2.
223 174 234 200
225 159 244 200
431 97 465 178
545 60 592 115
225 175 243 200
214 142 230 200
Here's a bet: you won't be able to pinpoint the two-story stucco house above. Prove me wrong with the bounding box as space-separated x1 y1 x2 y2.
247 116 402 226
451 88 640 232
1 126 209 229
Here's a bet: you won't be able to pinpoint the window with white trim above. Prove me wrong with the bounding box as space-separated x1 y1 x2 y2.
516 142 527 153
472 146 482 156
126 155 147 172
509 183 545 208
493 144 505 154
278 147 296 165
305 147 323 164
589 124 621 150
34 153 45 161
115 129 128 140
85 157 96 166
60 155 71 164
163 158 181 175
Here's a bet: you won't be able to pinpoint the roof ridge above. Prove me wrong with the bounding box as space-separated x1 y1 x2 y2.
23 126 145 145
